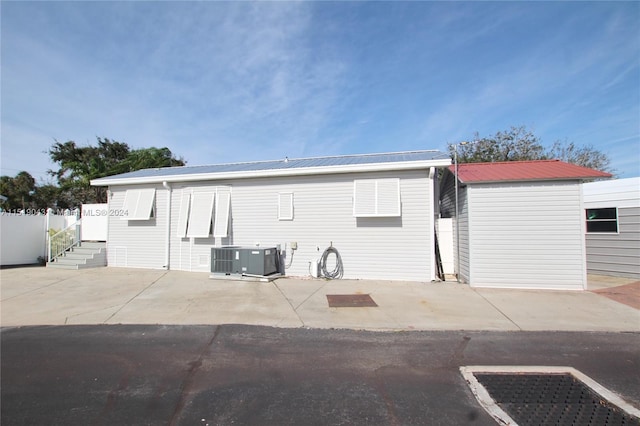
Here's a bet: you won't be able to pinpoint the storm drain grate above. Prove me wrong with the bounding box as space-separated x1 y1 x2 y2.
326 294 378 308
474 373 638 425
461 367 640 426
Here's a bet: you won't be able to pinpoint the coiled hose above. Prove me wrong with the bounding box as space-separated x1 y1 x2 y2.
320 245 344 279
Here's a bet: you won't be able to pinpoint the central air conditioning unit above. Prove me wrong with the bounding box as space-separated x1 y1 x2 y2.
211 246 279 276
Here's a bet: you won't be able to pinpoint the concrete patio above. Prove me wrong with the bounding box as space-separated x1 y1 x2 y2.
1 267 638 331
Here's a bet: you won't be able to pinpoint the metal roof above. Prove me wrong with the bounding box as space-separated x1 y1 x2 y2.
448 160 612 184
92 150 451 186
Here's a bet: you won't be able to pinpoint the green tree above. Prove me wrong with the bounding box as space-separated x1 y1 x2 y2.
117 147 185 174
31 184 64 210
48 137 185 206
448 125 613 173
47 138 129 205
0 171 36 210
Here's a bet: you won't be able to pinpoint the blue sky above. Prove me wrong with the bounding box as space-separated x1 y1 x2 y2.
2 1 639 181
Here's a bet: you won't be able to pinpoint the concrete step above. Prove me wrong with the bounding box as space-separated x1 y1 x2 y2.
46 262 80 270
63 253 97 261
70 247 104 256
54 257 93 266
46 261 106 270
47 242 107 270
78 242 106 249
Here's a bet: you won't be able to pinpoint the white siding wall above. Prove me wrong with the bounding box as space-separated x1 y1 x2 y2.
584 177 640 278
106 184 167 269
585 207 640 278
438 171 456 218
467 181 586 290
161 170 435 280
457 187 471 283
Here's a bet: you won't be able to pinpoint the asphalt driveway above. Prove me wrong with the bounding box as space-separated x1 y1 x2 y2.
2 325 639 426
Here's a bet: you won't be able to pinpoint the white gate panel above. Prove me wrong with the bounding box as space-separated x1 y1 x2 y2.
81 204 108 241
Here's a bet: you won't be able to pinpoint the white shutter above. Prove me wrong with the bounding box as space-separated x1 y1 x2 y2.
176 191 191 238
121 188 156 220
353 178 400 217
121 190 138 220
135 188 156 219
213 188 231 238
187 192 215 238
376 179 400 216
278 192 294 220
353 180 377 217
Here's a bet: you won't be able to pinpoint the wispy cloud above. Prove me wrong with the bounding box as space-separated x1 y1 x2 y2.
1 2 349 177
1 1 638 179
418 3 639 165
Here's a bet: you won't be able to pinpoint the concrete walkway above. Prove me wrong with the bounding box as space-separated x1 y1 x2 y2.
1 266 638 331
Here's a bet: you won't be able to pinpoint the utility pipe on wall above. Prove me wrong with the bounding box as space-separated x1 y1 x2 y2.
163 181 172 269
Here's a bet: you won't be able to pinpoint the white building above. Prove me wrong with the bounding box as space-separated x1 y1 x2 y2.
91 150 451 281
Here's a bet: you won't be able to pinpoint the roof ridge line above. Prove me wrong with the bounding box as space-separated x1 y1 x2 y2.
167 149 443 170
457 159 561 166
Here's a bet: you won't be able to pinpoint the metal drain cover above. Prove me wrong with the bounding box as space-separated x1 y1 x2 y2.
461 366 640 426
326 294 378 308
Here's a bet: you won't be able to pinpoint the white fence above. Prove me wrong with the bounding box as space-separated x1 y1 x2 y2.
0 210 78 266
0 205 109 266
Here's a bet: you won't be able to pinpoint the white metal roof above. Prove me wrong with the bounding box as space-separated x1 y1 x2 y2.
91 150 451 186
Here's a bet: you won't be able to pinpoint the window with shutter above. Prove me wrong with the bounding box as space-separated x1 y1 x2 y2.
213 188 231 238
186 192 215 238
121 188 156 220
353 178 400 217
176 191 190 238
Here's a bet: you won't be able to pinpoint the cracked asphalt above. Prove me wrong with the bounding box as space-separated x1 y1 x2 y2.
2 325 639 425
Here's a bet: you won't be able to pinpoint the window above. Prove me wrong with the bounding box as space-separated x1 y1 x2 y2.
121 189 156 220
353 178 401 217
180 186 232 239
186 192 215 238
176 191 191 238
278 192 294 220
586 208 618 233
213 189 231 238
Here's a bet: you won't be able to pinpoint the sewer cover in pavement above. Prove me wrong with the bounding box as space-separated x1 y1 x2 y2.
326 294 378 308
461 366 640 426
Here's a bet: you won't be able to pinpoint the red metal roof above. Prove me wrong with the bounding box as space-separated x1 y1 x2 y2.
448 160 612 183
